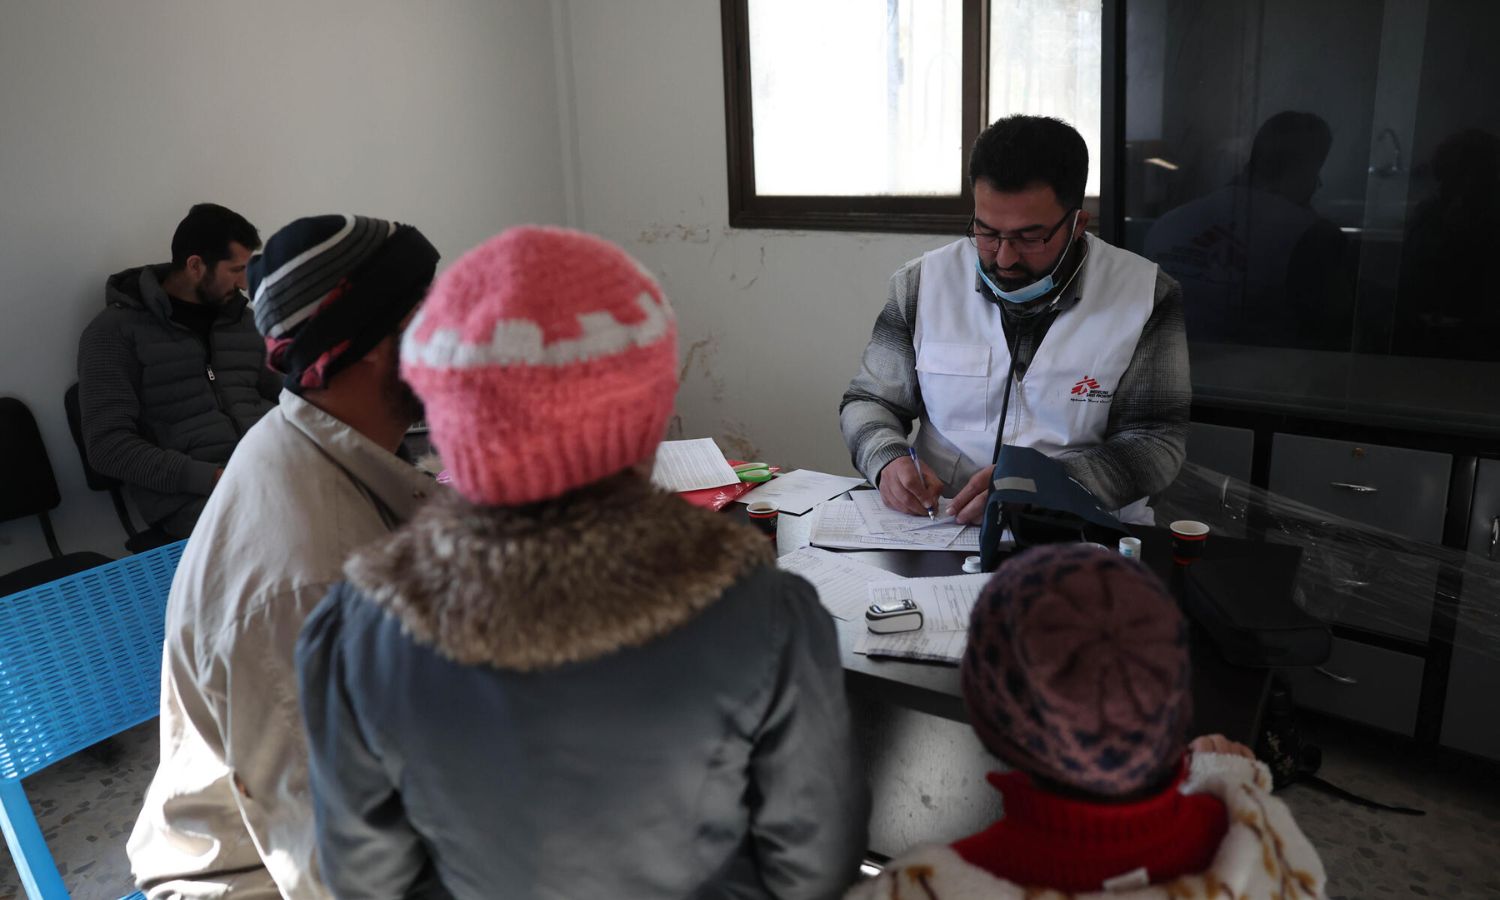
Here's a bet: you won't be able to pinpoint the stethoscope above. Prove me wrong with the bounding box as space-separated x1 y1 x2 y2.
981 237 1090 470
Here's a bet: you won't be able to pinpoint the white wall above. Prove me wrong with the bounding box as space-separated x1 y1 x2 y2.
558 0 949 474
0 0 567 571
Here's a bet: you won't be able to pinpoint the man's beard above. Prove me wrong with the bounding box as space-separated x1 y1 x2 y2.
990 261 1044 292
986 242 1073 291
380 354 425 427
194 279 236 307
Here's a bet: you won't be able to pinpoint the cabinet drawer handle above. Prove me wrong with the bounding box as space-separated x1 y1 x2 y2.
1316 666 1359 685
1335 577 1371 589
1330 482 1379 493
1489 517 1498 561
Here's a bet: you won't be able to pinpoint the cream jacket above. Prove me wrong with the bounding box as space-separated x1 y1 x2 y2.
128 390 437 899
846 753 1327 900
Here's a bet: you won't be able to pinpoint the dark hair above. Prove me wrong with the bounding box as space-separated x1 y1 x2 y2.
1246 111 1333 184
968 115 1089 209
169 203 261 271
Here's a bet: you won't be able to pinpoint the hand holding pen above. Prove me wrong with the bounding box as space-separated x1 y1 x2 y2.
875 447 944 519
908 447 936 521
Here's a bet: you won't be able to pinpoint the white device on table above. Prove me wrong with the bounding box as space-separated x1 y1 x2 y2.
865 597 923 633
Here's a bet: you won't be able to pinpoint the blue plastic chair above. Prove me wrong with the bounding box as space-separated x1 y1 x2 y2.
0 539 186 900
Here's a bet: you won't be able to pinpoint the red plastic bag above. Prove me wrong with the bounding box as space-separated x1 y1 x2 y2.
677 460 779 511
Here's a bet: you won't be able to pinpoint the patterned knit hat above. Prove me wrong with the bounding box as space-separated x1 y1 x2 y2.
249 214 439 392
962 543 1192 798
400 226 677 506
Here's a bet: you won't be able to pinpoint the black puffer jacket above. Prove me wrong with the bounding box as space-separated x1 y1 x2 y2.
77 264 279 536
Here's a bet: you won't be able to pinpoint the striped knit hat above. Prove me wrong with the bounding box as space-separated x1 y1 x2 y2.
962 543 1192 798
249 214 439 392
401 226 677 506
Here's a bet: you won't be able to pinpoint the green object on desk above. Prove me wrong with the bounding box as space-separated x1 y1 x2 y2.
734 462 774 483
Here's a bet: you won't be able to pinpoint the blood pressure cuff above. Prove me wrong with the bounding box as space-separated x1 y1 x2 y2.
978 445 1129 568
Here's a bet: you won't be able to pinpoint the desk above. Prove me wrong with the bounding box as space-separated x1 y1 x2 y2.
762 501 1303 856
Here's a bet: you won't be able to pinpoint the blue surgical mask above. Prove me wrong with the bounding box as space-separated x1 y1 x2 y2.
976 211 1080 304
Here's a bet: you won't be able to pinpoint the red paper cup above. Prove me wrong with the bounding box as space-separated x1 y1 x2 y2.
1169 519 1210 565
747 500 779 541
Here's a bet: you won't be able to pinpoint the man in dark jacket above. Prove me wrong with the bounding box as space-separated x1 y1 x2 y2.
78 203 280 538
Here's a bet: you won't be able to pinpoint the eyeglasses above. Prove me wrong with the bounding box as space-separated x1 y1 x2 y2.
966 208 1078 255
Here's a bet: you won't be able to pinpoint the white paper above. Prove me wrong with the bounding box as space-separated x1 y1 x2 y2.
736 469 868 515
810 500 970 551
809 501 949 551
809 496 981 552
649 439 740 493
855 628 969 664
866 574 991 631
776 546 906 620
849 491 970 546
855 573 991 663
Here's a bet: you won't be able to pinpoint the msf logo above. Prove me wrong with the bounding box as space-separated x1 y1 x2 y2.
1070 375 1113 404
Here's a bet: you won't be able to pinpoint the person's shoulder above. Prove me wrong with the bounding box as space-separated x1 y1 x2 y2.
81 300 145 338
1152 268 1183 306
730 563 823 613
295 579 373 670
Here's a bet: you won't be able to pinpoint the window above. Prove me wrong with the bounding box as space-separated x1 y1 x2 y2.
721 0 1110 233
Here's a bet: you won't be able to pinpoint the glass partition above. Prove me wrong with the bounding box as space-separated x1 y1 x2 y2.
1122 0 1500 434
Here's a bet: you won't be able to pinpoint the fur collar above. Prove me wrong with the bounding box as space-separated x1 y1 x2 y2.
845 754 1326 900
345 478 775 671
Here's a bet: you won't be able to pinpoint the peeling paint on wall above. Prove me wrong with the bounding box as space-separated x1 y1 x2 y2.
678 334 726 404
739 246 766 291
637 223 712 244
717 419 760 462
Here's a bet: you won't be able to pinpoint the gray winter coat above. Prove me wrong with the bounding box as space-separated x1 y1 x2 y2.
297 481 870 899
78 264 279 536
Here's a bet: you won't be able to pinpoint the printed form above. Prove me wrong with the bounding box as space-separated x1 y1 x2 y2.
650 438 740 492
856 573 992 663
776 546 906 620
737 469 868 515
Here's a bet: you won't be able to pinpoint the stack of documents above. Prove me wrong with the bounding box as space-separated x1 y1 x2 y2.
735 469 867 515
807 492 980 552
777 546 986 666
776 547 904 620
853 574 990 663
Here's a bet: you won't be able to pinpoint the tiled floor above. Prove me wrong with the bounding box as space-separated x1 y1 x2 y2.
0 717 1496 899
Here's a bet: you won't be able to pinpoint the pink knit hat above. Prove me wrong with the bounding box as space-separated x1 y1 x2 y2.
400 226 678 506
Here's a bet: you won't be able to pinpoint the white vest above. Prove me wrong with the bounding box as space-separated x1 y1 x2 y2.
913 234 1158 524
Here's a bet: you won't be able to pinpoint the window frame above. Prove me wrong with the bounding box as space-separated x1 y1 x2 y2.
719 0 1121 237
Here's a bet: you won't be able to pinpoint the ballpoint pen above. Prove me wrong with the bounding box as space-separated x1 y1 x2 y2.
908 446 936 521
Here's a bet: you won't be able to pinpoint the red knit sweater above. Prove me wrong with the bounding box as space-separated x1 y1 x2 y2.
951 763 1228 893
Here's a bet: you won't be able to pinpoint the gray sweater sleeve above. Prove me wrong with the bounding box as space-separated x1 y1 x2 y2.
77 315 219 496
838 260 925 486
1054 273 1190 509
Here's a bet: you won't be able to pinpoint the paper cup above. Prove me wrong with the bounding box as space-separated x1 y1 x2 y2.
747 500 779 540
1169 520 1210 565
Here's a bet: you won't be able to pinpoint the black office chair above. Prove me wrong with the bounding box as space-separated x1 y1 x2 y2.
0 396 114 598
64 384 173 555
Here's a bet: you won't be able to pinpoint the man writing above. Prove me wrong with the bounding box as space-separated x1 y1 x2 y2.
840 115 1189 525
128 214 440 899
79 203 279 538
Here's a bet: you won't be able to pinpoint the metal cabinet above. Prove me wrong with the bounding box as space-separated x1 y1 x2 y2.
1441 458 1500 762
1286 637 1425 736
1268 434 1451 544
1186 422 1255 485
1269 434 1450 642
